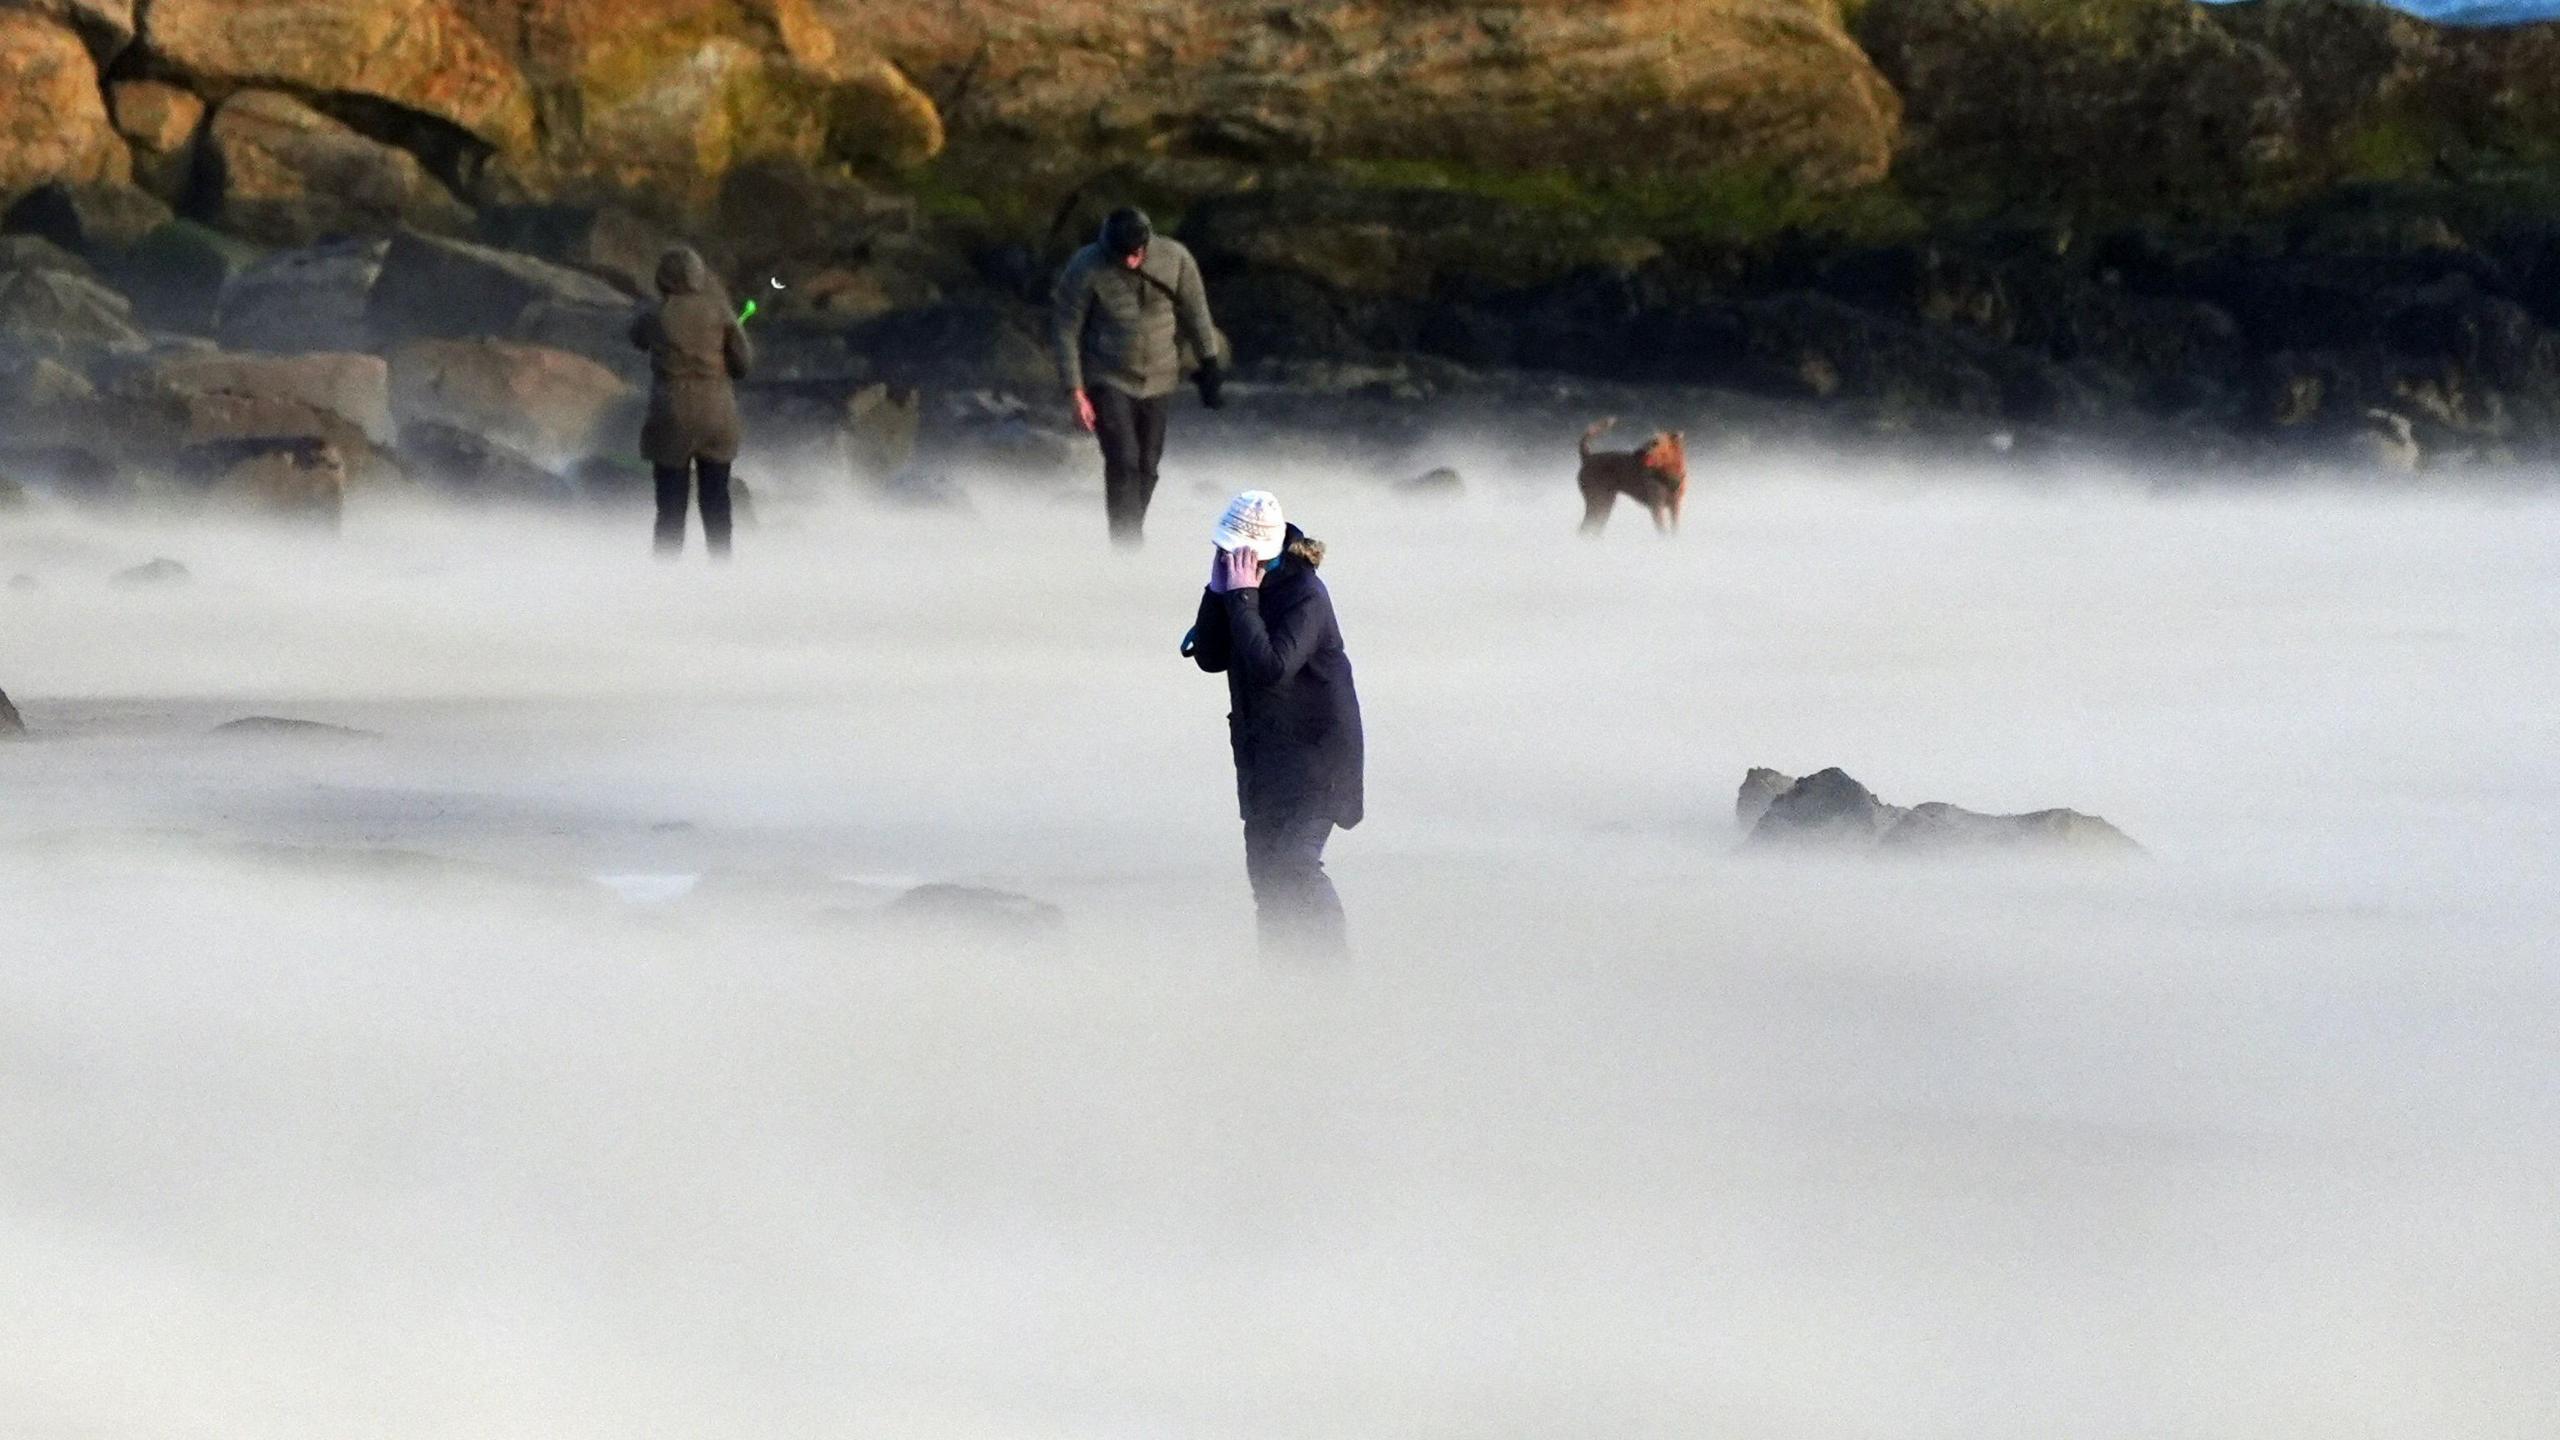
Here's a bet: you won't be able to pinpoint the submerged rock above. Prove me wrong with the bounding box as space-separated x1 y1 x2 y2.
1747 767 1908 849
1396 465 1464 497
210 716 379 739
110 556 188 587
1740 767 2142 856
880 883 1066 941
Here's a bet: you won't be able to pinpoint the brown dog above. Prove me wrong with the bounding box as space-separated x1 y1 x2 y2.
1577 418 1688 535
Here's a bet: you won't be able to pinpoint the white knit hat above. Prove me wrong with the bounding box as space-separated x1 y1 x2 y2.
1212 490 1285 561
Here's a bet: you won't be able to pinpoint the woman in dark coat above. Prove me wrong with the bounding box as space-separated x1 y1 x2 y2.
630 246 751 558
1184 490 1364 958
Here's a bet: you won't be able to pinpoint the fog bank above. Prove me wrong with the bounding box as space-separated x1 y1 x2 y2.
3 454 2556 1438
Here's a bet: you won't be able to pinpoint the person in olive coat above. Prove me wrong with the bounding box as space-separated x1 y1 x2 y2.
1053 206 1225 547
1183 491 1364 958
631 246 752 558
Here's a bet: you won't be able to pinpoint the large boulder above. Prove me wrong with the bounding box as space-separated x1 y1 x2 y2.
474 203 669 297
175 434 346 525
203 91 473 247
1745 768 1909 849
0 235 96 281
108 80 207 204
737 378 919 484
1880 801 2147 855
0 11 131 208
4 180 173 258
214 238 386 352
114 350 393 447
842 300 1053 393
15 0 135 66
109 351 395 487
864 0 1893 193
0 266 147 364
387 338 634 464
461 0 944 212
0 349 104 453
137 0 535 155
1739 768 2143 856
394 418 570 501
112 219 263 334
365 229 631 348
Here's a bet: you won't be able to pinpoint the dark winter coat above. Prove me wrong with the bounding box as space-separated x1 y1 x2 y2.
630 247 752 468
1052 233 1221 400
1186 527 1365 828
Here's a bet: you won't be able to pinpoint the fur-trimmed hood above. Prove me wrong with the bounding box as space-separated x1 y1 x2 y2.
1280 523 1325 571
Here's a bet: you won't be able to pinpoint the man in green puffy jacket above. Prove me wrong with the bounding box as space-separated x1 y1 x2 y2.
1052 207 1226 547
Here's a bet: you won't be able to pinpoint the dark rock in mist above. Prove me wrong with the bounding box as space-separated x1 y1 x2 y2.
0 265 147 364
1741 768 2143 856
115 220 262 334
475 203 669 298
395 419 571 501
4 180 172 258
843 300 1053 394
736 378 921 485
881 883 1067 942
1736 766 1797 832
0 235 98 281
1880 801 2143 855
111 557 189 587
566 455 651 509
879 467 974 513
367 230 631 350
1396 465 1464 497
108 79 203 203
210 716 379 740
215 239 387 353
0 444 125 504
1747 768 1910 849
0 687 22 736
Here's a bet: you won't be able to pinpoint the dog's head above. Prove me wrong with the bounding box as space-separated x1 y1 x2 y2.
1642 431 1688 482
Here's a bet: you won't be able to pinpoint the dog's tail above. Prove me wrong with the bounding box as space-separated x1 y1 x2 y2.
1580 417 1617 458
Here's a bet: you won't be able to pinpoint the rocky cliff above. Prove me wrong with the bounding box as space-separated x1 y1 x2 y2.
4 0 2560 504
0 0 1902 220
1861 0 2560 214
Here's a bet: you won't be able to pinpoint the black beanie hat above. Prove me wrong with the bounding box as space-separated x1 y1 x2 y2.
1101 207 1153 258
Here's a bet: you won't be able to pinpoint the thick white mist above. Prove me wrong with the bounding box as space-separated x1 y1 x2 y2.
3 451 2556 1439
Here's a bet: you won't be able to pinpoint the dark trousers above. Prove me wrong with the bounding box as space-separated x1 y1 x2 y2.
654 458 733 558
1243 805 1348 960
1090 385 1169 547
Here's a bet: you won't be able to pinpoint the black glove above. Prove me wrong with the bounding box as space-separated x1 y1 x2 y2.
1195 360 1225 410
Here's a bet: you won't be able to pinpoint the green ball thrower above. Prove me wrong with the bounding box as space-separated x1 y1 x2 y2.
738 276 786 324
